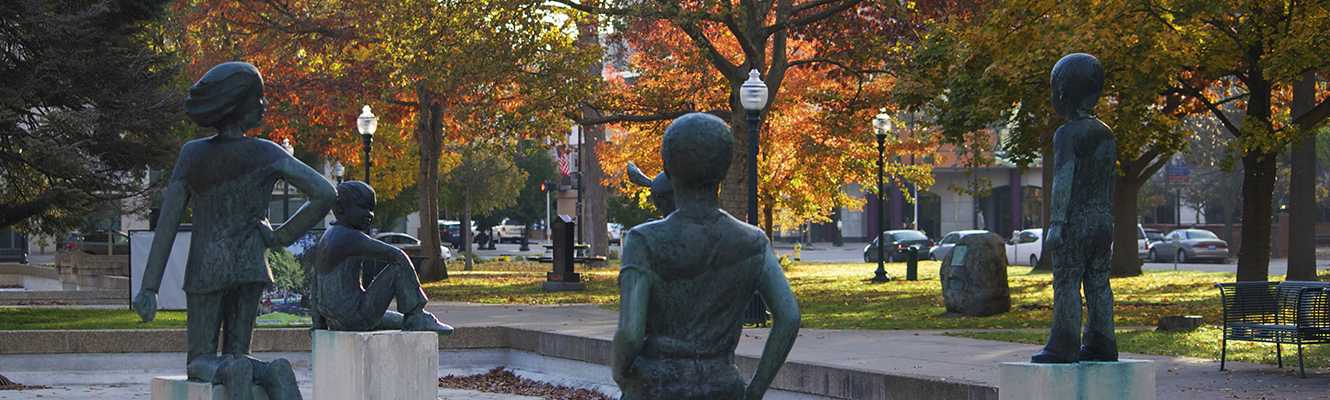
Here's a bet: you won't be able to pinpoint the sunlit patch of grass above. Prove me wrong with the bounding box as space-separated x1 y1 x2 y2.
786 261 1230 331
0 308 187 330
948 326 1330 368
422 261 620 304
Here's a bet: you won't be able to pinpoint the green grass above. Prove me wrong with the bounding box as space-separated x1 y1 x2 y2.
946 326 1330 369
0 308 187 330
8 259 1329 368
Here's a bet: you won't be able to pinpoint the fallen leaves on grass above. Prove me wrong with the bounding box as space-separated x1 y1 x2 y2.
439 367 612 400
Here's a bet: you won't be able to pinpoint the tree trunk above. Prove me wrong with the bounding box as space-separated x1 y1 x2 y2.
1237 150 1277 281
584 122 609 267
764 203 774 241
1287 69 1318 281
1236 59 1275 283
1035 134 1054 271
415 85 448 282
1112 177 1143 277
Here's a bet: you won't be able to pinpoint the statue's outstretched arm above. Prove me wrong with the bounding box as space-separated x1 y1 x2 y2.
746 250 800 400
134 179 189 322
270 155 336 247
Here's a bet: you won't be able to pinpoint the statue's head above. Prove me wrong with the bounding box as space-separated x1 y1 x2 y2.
332 181 375 231
662 113 732 190
1050 53 1104 120
649 172 676 215
186 62 267 129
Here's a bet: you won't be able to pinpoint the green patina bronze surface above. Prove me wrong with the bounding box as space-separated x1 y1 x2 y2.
612 113 800 400
133 62 335 400
311 181 453 334
1032 53 1119 364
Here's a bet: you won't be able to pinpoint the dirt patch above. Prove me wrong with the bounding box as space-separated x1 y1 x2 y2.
0 373 50 390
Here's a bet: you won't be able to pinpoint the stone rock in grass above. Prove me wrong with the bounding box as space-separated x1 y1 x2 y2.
940 233 1011 317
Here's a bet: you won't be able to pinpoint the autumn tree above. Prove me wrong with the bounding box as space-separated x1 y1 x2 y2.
169 0 598 280
562 1 964 239
1 0 186 235
898 0 1330 278
440 144 526 270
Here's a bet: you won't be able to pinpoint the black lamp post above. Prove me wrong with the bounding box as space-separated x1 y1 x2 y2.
740 69 769 226
357 105 378 185
871 113 894 283
281 138 295 223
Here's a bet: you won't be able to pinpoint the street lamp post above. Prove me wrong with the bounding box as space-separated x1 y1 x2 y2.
332 162 345 184
357 105 378 185
740 69 769 226
281 138 295 223
872 114 894 283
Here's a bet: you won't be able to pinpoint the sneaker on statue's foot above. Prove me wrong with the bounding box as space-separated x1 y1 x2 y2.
403 310 454 335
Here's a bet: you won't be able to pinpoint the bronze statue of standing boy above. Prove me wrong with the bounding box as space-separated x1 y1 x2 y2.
1032 53 1119 364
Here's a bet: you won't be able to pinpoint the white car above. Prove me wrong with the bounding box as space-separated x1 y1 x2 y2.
375 232 453 261
1005 229 1043 266
608 223 624 245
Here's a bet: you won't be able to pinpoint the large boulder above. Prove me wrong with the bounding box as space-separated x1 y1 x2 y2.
940 233 1011 317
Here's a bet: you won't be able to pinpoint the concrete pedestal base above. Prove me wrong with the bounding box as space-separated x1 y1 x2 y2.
542 281 585 292
1000 360 1155 400
312 330 438 400
151 376 269 400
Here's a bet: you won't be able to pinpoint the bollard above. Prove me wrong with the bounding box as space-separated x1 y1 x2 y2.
906 246 919 281
793 242 802 261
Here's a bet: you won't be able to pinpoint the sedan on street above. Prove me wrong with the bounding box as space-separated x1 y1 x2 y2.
375 232 453 261
1005 229 1043 266
929 230 990 261
864 230 933 263
1148 229 1228 263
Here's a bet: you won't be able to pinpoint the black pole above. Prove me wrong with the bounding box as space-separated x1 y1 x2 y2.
872 133 891 282
362 133 373 186
747 109 760 226
282 182 290 224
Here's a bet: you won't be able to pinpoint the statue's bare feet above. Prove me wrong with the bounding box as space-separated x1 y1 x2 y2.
403 310 453 335
1030 348 1077 364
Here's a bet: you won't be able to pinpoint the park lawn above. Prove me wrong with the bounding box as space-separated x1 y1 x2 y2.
421 261 620 304
947 326 1330 370
0 308 186 330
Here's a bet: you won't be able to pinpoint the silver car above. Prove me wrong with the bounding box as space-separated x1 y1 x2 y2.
375 232 453 261
1148 229 1228 263
929 230 989 261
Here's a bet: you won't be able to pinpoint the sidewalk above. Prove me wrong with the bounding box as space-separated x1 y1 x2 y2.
3 301 1328 399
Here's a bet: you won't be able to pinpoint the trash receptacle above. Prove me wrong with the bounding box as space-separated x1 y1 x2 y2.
906 246 919 281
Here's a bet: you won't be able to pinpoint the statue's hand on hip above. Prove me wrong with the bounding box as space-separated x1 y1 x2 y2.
132 289 158 322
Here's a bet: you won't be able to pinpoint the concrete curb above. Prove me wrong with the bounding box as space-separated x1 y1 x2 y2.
0 327 996 400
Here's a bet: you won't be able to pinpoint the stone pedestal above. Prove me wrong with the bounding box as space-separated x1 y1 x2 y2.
313 330 439 400
1000 360 1155 400
151 376 269 400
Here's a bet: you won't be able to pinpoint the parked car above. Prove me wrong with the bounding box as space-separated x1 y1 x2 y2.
438 220 481 249
374 232 452 260
929 230 990 261
62 230 130 255
1149 229 1228 263
608 223 624 245
493 218 526 244
1136 224 1150 261
1005 228 1043 266
863 230 933 263
1141 227 1164 261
